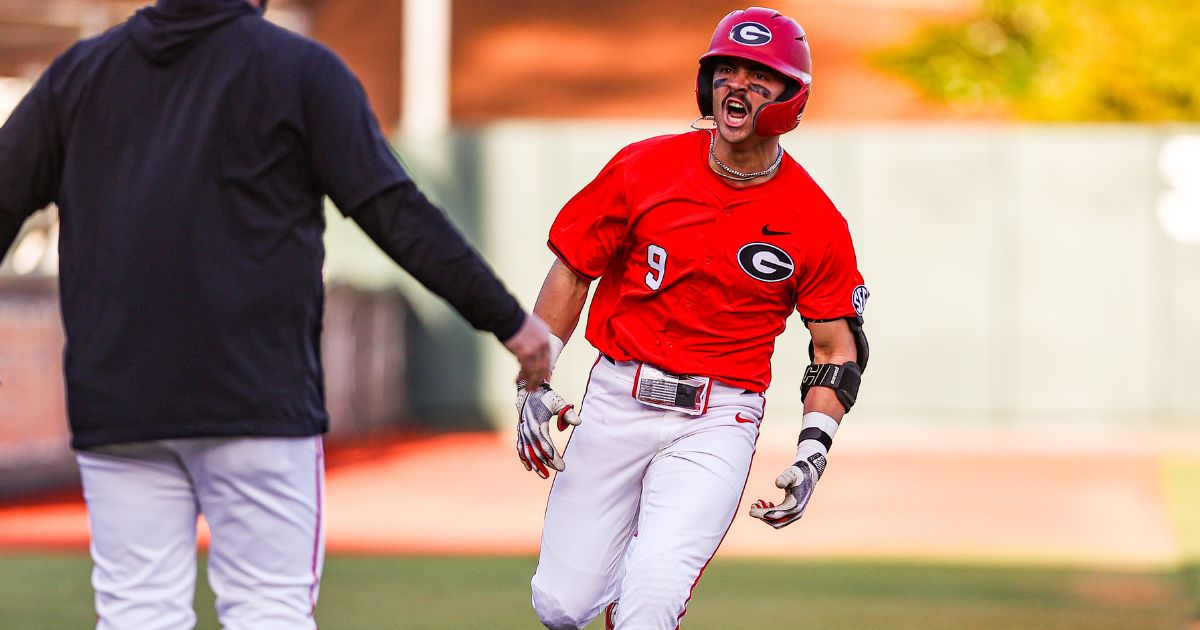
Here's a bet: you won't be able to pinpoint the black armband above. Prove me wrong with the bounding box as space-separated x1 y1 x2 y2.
800 361 862 412
797 427 834 453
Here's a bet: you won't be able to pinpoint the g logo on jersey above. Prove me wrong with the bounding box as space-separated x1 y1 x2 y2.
737 243 794 282
730 22 772 46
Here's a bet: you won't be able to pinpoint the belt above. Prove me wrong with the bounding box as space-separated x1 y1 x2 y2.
600 353 753 396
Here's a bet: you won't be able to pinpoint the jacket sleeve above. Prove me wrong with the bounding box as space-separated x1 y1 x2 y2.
0 74 62 259
299 46 525 340
300 45 409 215
347 181 526 342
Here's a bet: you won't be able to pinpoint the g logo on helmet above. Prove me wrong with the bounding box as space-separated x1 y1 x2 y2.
738 243 794 282
729 22 772 46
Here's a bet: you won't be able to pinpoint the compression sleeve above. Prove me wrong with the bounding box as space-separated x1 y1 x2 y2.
348 181 526 341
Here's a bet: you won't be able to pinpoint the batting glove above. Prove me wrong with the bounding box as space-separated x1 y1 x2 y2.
749 411 838 529
515 383 581 479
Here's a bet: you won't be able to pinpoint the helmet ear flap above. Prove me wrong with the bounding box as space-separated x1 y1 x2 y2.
752 82 810 136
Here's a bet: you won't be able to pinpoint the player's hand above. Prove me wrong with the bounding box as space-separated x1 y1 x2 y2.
515 383 581 479
503 313 552 388
748 443 827 529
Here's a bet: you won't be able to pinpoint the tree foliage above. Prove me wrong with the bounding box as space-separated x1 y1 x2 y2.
875 0 1200 121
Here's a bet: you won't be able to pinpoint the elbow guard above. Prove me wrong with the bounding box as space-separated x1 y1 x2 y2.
803 316 869 412
846 316 869 371
801 361 862 412
801 314 868 412
807 316 869 371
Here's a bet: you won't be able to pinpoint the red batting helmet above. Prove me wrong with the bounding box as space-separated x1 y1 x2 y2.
697 7 813 136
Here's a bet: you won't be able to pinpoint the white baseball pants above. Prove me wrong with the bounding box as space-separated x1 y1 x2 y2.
532 356 764 630
76 436 325 630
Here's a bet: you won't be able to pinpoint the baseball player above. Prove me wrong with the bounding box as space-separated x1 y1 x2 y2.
0 1 550 628
514 7 869 629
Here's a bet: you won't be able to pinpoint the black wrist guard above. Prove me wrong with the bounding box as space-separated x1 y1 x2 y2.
801 361 862 412
797 427 834 453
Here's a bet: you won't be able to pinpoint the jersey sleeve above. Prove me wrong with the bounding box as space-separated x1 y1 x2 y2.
795 214 867 322
547 149 634 280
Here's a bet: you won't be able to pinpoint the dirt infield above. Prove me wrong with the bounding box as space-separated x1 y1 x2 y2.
0 425 1195 568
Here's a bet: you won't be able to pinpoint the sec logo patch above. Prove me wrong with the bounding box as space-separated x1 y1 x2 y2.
737 243 794 282
852 285 870 316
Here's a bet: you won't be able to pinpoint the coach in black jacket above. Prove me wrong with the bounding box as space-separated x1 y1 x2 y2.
0 1 549 627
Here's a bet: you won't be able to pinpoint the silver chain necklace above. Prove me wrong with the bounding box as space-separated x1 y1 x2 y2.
708 130 783 181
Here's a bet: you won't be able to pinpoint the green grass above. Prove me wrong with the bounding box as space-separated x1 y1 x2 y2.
0 553 1195 629
1164 460 1200 560
1164 459 1200 620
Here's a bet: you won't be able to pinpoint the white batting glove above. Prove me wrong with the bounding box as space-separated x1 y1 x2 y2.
749 411 838 529
515 383 581 479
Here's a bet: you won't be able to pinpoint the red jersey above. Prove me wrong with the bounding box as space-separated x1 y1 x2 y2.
549 131 865 392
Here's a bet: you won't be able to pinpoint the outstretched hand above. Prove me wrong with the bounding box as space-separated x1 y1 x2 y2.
515 383 581 479
503 313 552 388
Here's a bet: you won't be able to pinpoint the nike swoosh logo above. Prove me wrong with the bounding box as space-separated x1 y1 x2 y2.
761 225 790 236
735 413 758 424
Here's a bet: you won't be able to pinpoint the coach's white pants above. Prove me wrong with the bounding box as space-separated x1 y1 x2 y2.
76 436 325 630
532 357 763 630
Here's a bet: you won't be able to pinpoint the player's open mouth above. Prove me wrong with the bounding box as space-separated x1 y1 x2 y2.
723 97 749 127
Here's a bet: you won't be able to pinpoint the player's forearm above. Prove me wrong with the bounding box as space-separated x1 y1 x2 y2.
801 387 845 422
533 259 590 343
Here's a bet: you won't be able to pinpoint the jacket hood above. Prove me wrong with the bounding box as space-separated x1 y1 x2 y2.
128 0 259 65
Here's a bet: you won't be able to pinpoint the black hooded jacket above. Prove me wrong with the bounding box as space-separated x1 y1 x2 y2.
0 0 525 447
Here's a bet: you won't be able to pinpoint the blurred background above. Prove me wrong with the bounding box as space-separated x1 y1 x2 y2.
1 0 1198 628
